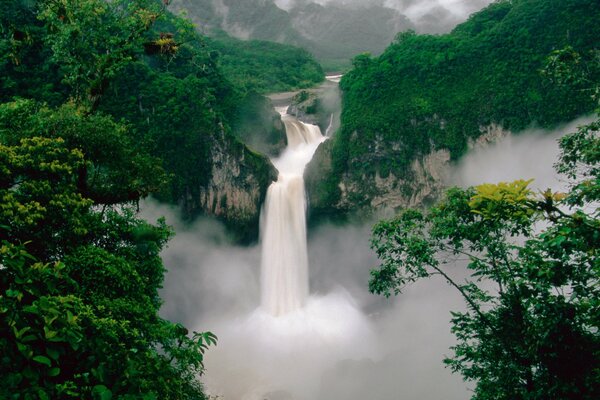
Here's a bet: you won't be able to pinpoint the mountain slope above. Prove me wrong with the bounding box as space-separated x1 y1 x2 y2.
306 0 600 216
170 0 413 68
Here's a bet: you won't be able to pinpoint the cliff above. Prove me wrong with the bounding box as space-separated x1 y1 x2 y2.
305 0 599 217
184 125 278 242
305 124 511 217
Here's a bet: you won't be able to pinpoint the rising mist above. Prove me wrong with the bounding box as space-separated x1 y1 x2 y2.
142 117 589 400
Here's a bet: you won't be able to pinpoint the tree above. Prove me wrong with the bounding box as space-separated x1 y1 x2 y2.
0 99 167 208
0 135 216 399
370 40 600 400
1 1 217 398
37 0 163 110
370 118 599 398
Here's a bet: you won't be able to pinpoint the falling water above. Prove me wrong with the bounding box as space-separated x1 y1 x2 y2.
260 112 326 316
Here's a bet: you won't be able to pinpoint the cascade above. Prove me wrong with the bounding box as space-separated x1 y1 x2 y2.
260 112 325 316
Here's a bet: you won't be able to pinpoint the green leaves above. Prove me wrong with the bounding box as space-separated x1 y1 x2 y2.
1 2 215 400
38 0 162 109
32 355 51 367
370 125 600 400
92 385 112 400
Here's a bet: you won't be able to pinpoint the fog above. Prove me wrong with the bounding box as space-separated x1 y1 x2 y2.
274 0 495 32
142 116 589 400
450 116 595 192
144 203 467 400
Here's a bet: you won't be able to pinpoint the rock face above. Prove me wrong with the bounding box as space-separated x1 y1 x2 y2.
305 124 509 216
473 123 511 149
183 126 277 242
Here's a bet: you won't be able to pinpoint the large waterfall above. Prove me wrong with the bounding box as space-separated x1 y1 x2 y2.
182 108 376 400
260 113 326 316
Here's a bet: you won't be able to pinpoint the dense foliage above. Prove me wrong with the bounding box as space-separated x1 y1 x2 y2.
320 0 600 210
0 0 229 398
370 118 599 398
0 135 216 398
206 34 324 94
369 39 600 399
2 0 322 209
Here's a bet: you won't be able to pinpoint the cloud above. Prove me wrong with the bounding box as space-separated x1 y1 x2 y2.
143 199 469 400
274 0 494 32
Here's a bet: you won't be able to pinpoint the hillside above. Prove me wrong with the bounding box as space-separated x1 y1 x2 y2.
206 34 324 93
306 0 600 216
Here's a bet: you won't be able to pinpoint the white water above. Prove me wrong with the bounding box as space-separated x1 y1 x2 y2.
187 111 377 400
260 113 326 315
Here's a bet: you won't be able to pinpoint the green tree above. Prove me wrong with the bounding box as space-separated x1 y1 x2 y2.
0 135 216 399
1 1 218 398
369 116 599 398
37 0 163 110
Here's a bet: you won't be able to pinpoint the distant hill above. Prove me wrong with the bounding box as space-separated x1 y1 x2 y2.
170 0 413 69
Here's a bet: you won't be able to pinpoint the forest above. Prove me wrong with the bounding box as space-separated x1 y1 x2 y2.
1 0 599 399
0 0 321 397
311 0 600 213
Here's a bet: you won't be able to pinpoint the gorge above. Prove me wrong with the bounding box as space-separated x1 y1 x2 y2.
2 0 598 399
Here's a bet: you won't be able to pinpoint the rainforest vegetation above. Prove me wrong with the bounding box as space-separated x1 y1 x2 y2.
370 79 600 400
315 0 600 210
366 2 600 398
0 0 321 397
1 0 599 398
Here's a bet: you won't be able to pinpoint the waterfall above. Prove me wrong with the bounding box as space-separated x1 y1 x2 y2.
260 113 325 316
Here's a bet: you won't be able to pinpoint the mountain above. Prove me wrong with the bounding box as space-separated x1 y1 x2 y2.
305 0 600 217
170 0 413 69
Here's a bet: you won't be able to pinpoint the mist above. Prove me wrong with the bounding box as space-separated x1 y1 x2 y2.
274 0 495 33
450 116 595 192
142 116 590 400
144 202 468 400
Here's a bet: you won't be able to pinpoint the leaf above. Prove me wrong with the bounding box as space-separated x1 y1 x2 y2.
21 334 37 343
32 355 52 367
44 327 58 339
48 367 60 377
92 385 113 400
47 348 60 361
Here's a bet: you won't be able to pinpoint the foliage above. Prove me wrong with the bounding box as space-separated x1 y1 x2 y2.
1 0 305 219
0 134 215 399
1 0 223 398
323 0 600 210
0 99 166 206
37 0 162 110
370 117 600 398
206 34 324 94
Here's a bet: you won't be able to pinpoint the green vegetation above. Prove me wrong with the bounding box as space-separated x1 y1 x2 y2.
207 34 324 94
0 136 216 398
321 0 599 211
369 36 600 400
0 0 320 395
370 117 600 399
